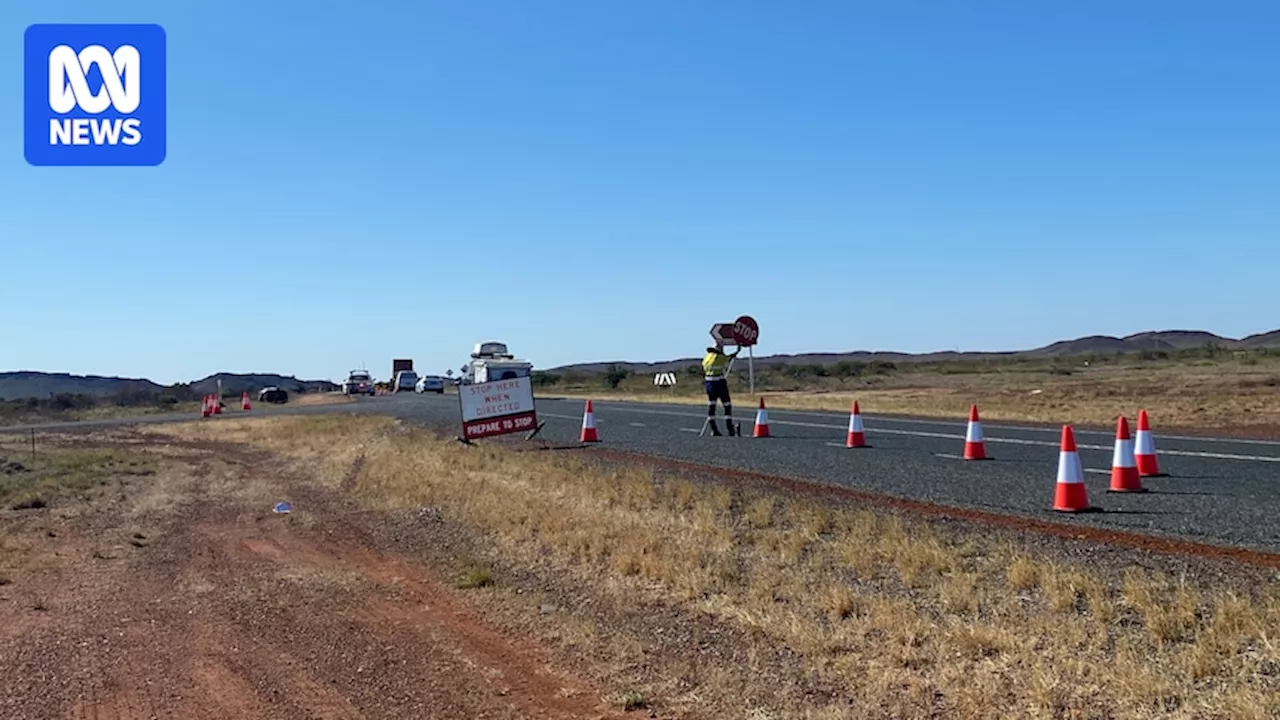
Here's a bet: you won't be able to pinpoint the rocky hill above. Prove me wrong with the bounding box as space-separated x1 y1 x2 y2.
545 328 1280 375
0 371 337 401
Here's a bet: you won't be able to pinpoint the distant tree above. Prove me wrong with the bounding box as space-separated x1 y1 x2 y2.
831 360 866 379
604 364 630 390
531 371 560 387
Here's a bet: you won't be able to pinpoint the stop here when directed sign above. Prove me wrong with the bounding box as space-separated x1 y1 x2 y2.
459 377 539 439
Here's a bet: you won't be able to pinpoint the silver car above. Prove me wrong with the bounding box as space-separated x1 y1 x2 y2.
342 370 376 396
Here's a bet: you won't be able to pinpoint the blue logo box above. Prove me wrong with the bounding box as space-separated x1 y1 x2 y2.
24 23 167 166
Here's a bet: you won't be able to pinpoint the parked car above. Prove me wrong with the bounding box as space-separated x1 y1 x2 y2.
415 375 446 394
342 370 376 396
393 370 419 393
258 387 289 404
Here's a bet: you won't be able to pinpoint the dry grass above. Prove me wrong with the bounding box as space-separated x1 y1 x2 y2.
552 358 1280 431
171 415 1280 718
0 438 156 511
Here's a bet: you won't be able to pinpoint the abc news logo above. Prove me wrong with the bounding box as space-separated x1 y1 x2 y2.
24 24 166 167
48 44 143 146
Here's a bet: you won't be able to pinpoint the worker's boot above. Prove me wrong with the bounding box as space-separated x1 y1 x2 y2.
726 419 737 436
708 419 723 436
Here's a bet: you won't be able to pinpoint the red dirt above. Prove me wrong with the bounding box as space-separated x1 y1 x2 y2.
0 440 626 719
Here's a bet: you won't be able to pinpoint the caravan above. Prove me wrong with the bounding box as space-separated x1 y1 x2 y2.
459 341 533 385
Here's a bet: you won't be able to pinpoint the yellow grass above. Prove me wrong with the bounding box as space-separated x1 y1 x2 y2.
166 415 1280 718
553 359 1280 430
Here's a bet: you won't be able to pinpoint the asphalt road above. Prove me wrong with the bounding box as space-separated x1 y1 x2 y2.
7 394 1280 554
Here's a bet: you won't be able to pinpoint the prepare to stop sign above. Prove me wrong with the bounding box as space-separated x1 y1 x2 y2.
458 377 538 440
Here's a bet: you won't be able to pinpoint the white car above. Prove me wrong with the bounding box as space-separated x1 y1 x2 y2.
415 375 446 394
393 371 419 393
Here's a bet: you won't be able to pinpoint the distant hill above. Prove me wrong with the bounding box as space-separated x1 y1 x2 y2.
6 328 1277 398
0 372 163 401
0 371 337 401
544 328 1280 375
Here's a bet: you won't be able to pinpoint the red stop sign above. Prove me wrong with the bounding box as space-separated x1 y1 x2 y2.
732 315 759 346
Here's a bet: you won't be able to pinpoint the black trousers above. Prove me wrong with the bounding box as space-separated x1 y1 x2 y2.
704 379 731 415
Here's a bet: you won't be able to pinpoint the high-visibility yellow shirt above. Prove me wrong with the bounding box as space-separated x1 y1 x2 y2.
703 351 732 379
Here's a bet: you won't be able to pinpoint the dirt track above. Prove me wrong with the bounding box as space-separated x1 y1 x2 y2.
0 435 624 720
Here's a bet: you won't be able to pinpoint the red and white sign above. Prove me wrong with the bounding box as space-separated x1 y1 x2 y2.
459 377 538 440
732 315 759 346
710 322 736 344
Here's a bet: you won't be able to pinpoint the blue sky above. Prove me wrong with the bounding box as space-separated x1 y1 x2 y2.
3 1 1279 385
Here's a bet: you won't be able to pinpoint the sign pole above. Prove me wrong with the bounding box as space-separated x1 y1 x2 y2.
748 345 755 397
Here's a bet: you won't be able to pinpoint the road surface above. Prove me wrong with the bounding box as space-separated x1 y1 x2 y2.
8 393 1280 554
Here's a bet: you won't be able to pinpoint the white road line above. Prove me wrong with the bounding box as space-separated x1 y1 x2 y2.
574 398 1280 447
1085 468 1110 475
679 428 701 433
540 412 602 423
629 422 646 427
546 404 1280 463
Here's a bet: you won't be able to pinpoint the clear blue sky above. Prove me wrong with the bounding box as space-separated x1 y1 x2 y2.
4 1 1279 385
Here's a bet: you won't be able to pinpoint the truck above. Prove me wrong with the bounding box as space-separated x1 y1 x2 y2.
458 341 534 385
392 358 413 378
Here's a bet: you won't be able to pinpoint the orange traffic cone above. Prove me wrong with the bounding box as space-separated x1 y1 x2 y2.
963 405 988 460
1135 409 1165 477
201 394 212 417
1108 416 1146 492
1053 425 1093 512
846 401 867 448
241 391 252 411
753 398 771 438
580 400 599 442
212 395 223 415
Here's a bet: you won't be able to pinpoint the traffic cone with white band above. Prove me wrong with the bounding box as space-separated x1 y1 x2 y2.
1108 416 1146 492
241 391 252 411
963 405 988 460
201 395 212 418
1053 425 1093 512
846 401 867 448
580 400 599 442
1135 409 1165 477
753 398 771 438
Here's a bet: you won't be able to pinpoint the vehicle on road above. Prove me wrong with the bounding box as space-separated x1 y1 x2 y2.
392 371 419 393
415 375 446 394
459 341 534 385
258 387 289 404
342 370 376 396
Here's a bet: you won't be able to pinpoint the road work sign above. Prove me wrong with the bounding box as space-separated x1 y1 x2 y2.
709 315 762 395
710 323 736 344
458 376 538 440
